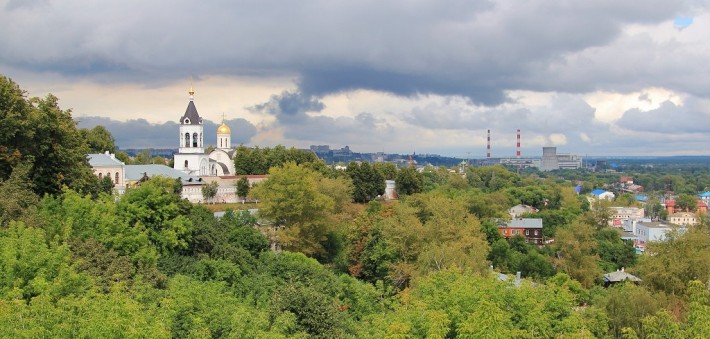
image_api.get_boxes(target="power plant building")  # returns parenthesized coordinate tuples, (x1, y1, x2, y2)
(539, 147, 582, 171)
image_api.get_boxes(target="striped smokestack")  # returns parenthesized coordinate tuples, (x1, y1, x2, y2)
(487, 129, 491, 159)
(516, 129, 521, 158)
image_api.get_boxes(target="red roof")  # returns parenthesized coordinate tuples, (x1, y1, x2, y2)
(665, 200, 675, 206)
(698, 200, 708, 208)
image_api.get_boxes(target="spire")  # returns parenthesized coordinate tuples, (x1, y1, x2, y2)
(188, 77, 195, 101)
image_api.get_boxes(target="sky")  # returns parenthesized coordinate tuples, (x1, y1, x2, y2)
(2, 0, 710, 158)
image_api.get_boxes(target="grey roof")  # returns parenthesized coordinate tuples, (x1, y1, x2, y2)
(180, 100, 203, 125)
(216, 162, 230, 174)
(88, 153, 124, 167)
(125, 164, 200, 181)
(504, 218, 543, 229)
(604, 270, 641, 283)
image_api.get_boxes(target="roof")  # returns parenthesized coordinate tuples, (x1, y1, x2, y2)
(88, 153, 124, 167)
(669, 212, 695, 218)
(217, 122, 231, 134)
(637, 221, 673, 229)
(124, 164, 200, 182)
(698, 192, 710, 198)
(604, 270, 641, 283)
(635, 195, 648, 202)
(502, 218, 543, 229)
(180, 100, 203, 125)
(591, 189, 608, 196)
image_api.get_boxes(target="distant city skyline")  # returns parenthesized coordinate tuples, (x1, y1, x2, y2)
(3, 1, 710, 157)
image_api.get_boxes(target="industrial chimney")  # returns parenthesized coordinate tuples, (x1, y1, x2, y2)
(516, 129, 521, 159)
(487, 129, 491, 159)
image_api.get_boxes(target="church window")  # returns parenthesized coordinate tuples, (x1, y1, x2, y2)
(184, 118, 190, 124)
(107, 172, 111, 183)
(193, 133, 198, 147)
(185, 133, 190, 147)
(184, 160, 189, 168)
(219, 138, 222, 148)
(98, 173, 103, 179)
(115, 172, 119, 184)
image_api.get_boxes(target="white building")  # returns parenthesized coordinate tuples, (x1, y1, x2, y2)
(88, 152, 126, 194)
(208, 118, 237, 176)
(635, 221, 685, 243)
(173, 87, 213, 176)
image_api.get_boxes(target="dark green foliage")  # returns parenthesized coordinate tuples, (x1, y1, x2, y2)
(233, 144, 326, 175)
(0, 162, 38, 226)
(395, 166, 424, 196)
(235, 176, 250, 199)
(347, 161, 385, 203)
(79, 125, 116, 153)
(466, 165, 520, 193)
(595, 228, 636, 272)
(270, 283, 344, 338)
(0, 76, 95, 196)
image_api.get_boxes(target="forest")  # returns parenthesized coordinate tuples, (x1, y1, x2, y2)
(2, 74, 710, 338)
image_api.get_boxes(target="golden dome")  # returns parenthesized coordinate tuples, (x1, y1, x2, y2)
(217, 122, 231, 134)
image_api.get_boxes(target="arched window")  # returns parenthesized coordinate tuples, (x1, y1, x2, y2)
(98, 173, 103, 179)
(107, 172, 111, 183)
(193, 133, 198, 147)
(184, 160, 189, 168)
(115, 172, 119, 184)
(185, 133, 190, 147)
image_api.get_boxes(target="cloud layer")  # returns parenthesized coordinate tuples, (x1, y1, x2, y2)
(3, 0, 710, 156)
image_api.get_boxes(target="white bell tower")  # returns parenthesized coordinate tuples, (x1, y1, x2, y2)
(173, 86, 210, 175)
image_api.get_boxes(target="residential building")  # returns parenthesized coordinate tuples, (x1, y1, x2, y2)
(668, 211, 698, 226)
(508, 204, 538, 218)
(603, 268, 641, 287)
(124, 164, 204, 202)
(609, 206, 645, 227)
(591, 189, 615, 200)
(87, 152, 126, 194)
(497, 218, 544, 245)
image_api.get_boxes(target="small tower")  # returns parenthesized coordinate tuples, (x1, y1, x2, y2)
(174, 86, 211, 176)
(217, 113, 231, 150)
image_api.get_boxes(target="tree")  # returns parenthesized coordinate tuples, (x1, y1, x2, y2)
(0, 162, 38, 226)
(117, 176, 193, 254)
(235, 177, 250, 202)
(346, 162, 385, 203)
(79, 125, 116, 153)
(553, 220, 601, 288)
(373, 162, 398, 180)
(250, 162, 335, 256)
(201, 181, 218, 204)
(1, 75, 95, 196)
(595, 227, 636, 272)
(396, 166, 424, 196)
(635, 226, 710, 296)
(676, 193, 697, 212)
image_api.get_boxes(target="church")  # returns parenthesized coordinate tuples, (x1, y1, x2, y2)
(173, 87, 236, 176)
(89, 87, 267, 204)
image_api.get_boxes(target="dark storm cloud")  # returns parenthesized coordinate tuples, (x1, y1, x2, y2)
(1, 0, 703, 103)
(77, 116, 257, 149)
(249, 90, 394, 144)
(250, 91, 325, 123)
